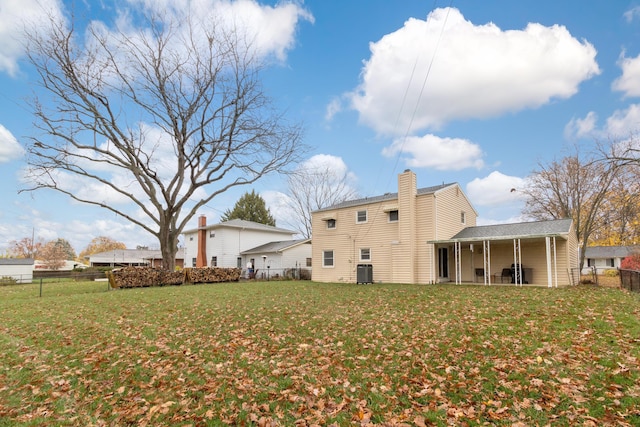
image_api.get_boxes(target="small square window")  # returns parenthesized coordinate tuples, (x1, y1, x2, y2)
(326, 219, 336, 229)
(360, 248, 371, 261)
(323, 250, 334, 267)
(189, 236, 194, 241)
(388, 210, 399, 222)
(357, 210, 367, 223)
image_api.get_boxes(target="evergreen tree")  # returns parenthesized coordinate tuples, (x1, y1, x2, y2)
(221, 190, 276, 226)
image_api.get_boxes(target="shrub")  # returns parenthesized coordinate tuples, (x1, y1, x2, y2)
(603, 269, 619, 277)
(620, 253, 640, 271)
(0, 276, 18, 286)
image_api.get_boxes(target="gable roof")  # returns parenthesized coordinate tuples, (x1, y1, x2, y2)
(0, 258, 34, 266)
(314, 183, 457, 213)
(183, 219, 295, 235)
(241, 239, 311, 255)
(583, 245, 640, 259)
(431, 218, 573, 243)
(89, 248, 185, 262)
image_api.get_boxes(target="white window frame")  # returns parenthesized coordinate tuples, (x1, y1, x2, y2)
(322, 250, 334, 267)
(356, 210, 367, 224)
(360, 248, 371, 261)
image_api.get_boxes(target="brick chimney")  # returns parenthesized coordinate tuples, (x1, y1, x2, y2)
(196, 215, 207, 267)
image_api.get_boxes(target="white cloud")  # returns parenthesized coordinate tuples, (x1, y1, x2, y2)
(383, 134, 484, 171)
(564, 111, 598, 140)
(623, 6, 640, 23)
(612, 52, 640, 97)
(298, 154, 357, 182)
(325, 97, 343, 121)
(123, 0, 312, 62)
(0, 0, 64, 76)
(0, 125, 24, 162)
(466, 171, 526, 207)
(349, 7, 600, 136)
(604, 104, 640, 137)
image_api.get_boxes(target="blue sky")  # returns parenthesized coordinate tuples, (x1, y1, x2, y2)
(1, 0, 640, 254)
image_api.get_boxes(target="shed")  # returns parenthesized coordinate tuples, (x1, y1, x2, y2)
(0, 258, 35, 283)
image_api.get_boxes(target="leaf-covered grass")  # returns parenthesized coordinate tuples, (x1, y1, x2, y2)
(0, 281, 639, 426)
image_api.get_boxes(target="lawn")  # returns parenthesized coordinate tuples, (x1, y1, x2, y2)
(0, 281, 639, 426)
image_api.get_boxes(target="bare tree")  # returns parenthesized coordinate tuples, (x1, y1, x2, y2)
(286, 157, 358, 238)
(21, 7, 305, 270)
(520, 147, 620, 270)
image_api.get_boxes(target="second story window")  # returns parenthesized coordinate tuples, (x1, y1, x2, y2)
(326, 219, 336, 229)
(461, 211, 466, 224)
(388, 210, 399, 222)
(356, 210, 367, 223)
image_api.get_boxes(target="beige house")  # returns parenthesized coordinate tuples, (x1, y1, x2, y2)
(311, 169, 578, 286)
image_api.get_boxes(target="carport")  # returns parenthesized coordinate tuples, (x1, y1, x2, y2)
(429, 218, 578, 287)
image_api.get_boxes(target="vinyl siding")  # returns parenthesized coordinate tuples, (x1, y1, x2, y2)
(431, 185, 477, 283)
(312, 170, 477, 284)
(184, 226, 295, 268)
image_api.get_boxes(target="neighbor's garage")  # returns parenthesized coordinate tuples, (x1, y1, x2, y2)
(0, 258, 34, 283)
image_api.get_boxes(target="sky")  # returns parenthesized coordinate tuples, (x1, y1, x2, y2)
(1, 0, 640, 255)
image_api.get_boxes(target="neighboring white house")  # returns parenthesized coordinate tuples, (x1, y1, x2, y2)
(89, 248, 186, 269)
(241, 239, 312, 279)
(34, 260, 84, 271)
(182, 217, 311, 276)
(0, 258, 34, 283)
(582, 245, 639, 274)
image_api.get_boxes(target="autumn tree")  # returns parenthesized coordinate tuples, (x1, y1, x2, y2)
(39, 240, 68, 270)
(620, 252, 640, 271)
(77, 236, 126, 263)
(285, 155, 359, 238)
(221, 190, 276, 226)
(520, 148, 620, 270)
(8, 237, 44, 259)
(21, 3, 306, 270)
(589, 169, 640, 246)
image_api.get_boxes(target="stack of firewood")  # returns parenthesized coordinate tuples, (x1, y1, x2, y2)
(107, 266, 241, 289)
(185, 267, 241, 284)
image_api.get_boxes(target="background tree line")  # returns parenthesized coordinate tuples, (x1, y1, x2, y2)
(520, 138, 640, 270)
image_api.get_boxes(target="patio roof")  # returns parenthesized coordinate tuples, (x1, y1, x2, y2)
(430, 218, 573, 244)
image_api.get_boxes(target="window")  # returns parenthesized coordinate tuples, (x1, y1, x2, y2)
(356, 210, 367, 223)
(323, 250, 334, 267)
(210, 231, 215, 238)
(237, 257, 242, 268)
(587, 258, 594, 267)
(606, 258, 614, 267)
(306, 257, 312, 267)
(189, 236, 193, 241)
(210, 256, 217, 267)
(191, 257, 196, 267)
(326, 219, 336, 229)
(461, 211, 466, 224)
(388, 210, 399, 222)
(360, 248, 371, 261)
